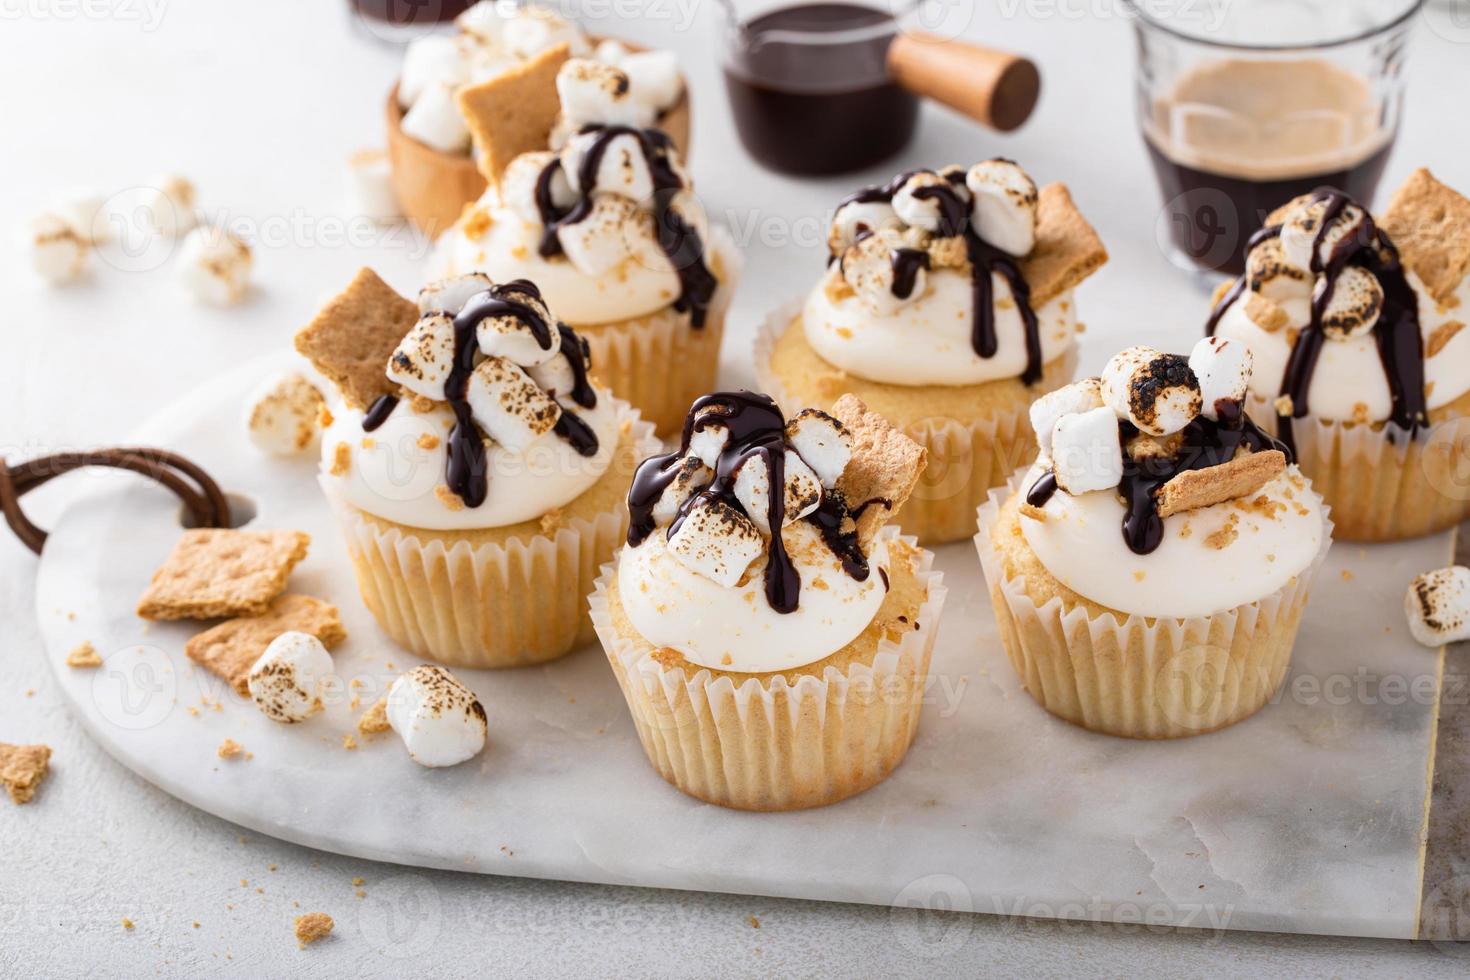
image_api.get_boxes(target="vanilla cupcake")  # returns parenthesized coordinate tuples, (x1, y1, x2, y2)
(757, 160, 1108, 544)
(1206, 169, 1470, 541)
(976, 340, 1332, 738)
(295, 268, 659, 669)
(591, 392, 947, 810)
(436, 56, 735, 435)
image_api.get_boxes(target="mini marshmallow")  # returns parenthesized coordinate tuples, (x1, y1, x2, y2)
(464, 356, 561, 450)
(473, 292, 561, 367)
(1050, 406, 1124, 495)
(244, 372, 326, 455)
(138, 175, 198, 239)
(466, 50, 520, 86)
(398, 34, 469, 110)
(177, 226, 252, 306)
(1188, 336, 1254, 420)
(688, 422, 729, 469)
(386, 665, 487, 768)
(732, 451, 822, 535)
(1280, 197, 1370, 273)
(400, 82, 471, 155)
(785, 409, 852, 489)
(652, 456, 712, 525)
(54, 188, 110, 244)
(828, 199, 901, 257)
(966, 159, 1038, 257)
(455, 1, 508, 42)
(27, 213, 86, 284)
(1029, 377, 1105, 455)
(1245, 236, 1311, 303)
(666, 498, 765, 588)
(502, 152, 575, 227)
(1317, 265, 1383, 341)
(527, 349, 578, 402)
(619, 50, 684, 112)
(248, 631, 333, 724)
(892, 171, 965, 234)
(502, 6, 588, 60)
(556, 59, 651, 129)
(1404, 566, 1470, 647)
(841, 230, 927, 316)
(593, 39, 631, 65)
(1101, 346, 1201, 437)
(418, 272, 493, 315)
(388, 313, 458, 400)
(562, 129, 654, 202)
(345, 149, 401, 224)
(556, 195, 642, 277)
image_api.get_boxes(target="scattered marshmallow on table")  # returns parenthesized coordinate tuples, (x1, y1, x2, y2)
(667, 499, 765, 588)
(1188, 337, 1253, 420)
(54, 188, 110, 244)
(1101, 346, 1201, 436)
(345, 149, 401, 224)
(27, 213, 87, 284)
(1029, 377, 1104, 455)
(138, 174, 198, 239)
(1050, 406, 1124, 495)
(177, 226, 253, 306)
(400, 81, 471, 155)
(1404, 566, 1470, 647)
(248, 631, 334, 724)
(387, 665, 488, 768)
(966, 158, 1038, 256)
(244, 372, 327, 456)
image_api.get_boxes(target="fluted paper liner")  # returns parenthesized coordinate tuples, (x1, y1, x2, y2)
(755, 300, 1071, 545)
(1247, 392, 1470, 542)
(324, 402, 660, 670)
(590, 528, 947, 811)
(974, 471, 1333, 739)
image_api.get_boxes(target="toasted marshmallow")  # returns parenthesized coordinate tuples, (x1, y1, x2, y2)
(652, 456, 712, 524)
(1188, 336, 1254, 420)
(1280, 197, 1370, 273)
(54, 188, 110, 244)
(398, 34, 469, 110)
(785, 409, 852, 488)
(732, 451, 822, 534)
(1245, 236, 1311, 303)
(400, 82, 470, 155)
(345, 149, 401, 224)
(1317, 265, 1383, 341)
(138, 175, 198, 239)
(473, 291, 560, 367)
(841, 230, 927, 315)
(455, 1, 508, 42)
(666, 498, 765, 588)
(1101, 346, 1201, 436)
(244, 372, 326, 455)
(503, 7, 588, 60)
(1050, 406, 1124, 495)
(1029, 377, 1105, 455)
(966, 159, 1038, 256)
(418, 272, 492, 315)
(465, 356, 561, 450)
(688, 422, 729, 469)
(828, 200, 900, 257)
(177, 226, 252, 306)
(387, 665, 488, 768)
(892, 171, 965, 234)
(1404, 566, 1470, 647)
(556, 59, 651, 129)
(562, 129, 654, 202)
(619, 50, 684, 112)
(502, 152, 574, 227)
(388, 313, 457, 400)
(527, 350, 577, 402)
(27, 213, 87, 284)
(248, 631, 333, 724)
(556, 195, 642, 277)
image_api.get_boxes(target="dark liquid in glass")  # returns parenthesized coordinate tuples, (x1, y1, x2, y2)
(723, 2, 919, 176)
(351, 0, 471, 24)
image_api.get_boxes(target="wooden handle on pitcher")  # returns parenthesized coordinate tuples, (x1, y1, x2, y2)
(887, 32, 1040, 132)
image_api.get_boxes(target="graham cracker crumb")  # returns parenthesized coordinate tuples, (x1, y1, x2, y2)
(417, 432, 440, 450)
(342, 735, 357, 751)
(0, 743, 51, 804)
(538, 509, 562, 534)
(411, 394, 435, 413)
(1156, 450, 1286, 519)
(748, 916, 761, 929)
(461, 207, 493, 239)
(317, 404, 335, 429)
(1204, 517, 1239, 550)
(122, 918, 134, 931)
(137, 529, 311, 621)
(1274, 395, 1294, 418)
(434, 485, 466, 511)
(1341, 569, 1354, 582)
(218, 739, 245, 760)
(357, 699, 390, 735)
(294, 268, 419, 410)
(1019, 502, 1048, 522)
(294, 912, 333, 948)
(185, 594, 346, 695)
(360, 437, 376, 450)
(65, 641, 102, 668)
(330, 442, 351, 477)
(1133, 570, 1146, 582)
(1427, 320, 1465, 358)
(1244, 293, 1290, 332)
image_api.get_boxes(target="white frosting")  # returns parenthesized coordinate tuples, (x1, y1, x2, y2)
(1018, 461, 1326, 619)
(319, 387, 620, 531)
(1213, 270, 1470, 421)
(802, 266, 1076, 386)
(618, 522, 891, 673)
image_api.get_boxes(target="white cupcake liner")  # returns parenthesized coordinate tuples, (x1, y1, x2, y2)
(590, 527, 948, 811)
(324, 399, 661, 670)
(974, 469, 1334, 739)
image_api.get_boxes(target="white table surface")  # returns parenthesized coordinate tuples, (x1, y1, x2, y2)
(3, 0, 1469, 975)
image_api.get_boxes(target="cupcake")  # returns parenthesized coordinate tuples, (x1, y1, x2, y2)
(976, 339, 1332, 738)
(295, 267, 659, 669)
(1206, 168, 1470, 540)
(591, 391, 947, 810)
(436, 55, 735, 435)
(757, 160, 1108, 544)
(386, 1, 690, 233)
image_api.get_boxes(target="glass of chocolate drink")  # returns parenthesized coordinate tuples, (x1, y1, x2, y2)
(1128, 0, 1423, 278)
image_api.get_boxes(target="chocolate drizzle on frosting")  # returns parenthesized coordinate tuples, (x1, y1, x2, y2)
(534, 124, 718, 327)
(1206, 187, 1428, 455)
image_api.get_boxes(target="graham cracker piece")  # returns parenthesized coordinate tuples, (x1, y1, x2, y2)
(1381, 168, 1470, 307)
(294, 268, 419, 410)
(1244, 292, 1290, 333)
(1156, 450, 1287, 519)
(828, 394, 927, 548)
(294, 912, 334, 948)
(65, 641, 102, 668)
(457, 42, 571, 186)
(185, 594, 346, 696)
(0, 743, 51, 804)
(357, 698, 391, 735)
(1018, 183, 1109, 309)
(137, 529, 311, 621)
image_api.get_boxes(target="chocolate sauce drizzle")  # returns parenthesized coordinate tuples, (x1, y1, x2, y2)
(1026, 400, 1288, 556)
(535, 125, 718, 327)
(626, 391, 873, 614)
(359, 279, 600, 508)
(836, 164, 1045, 385)
(1205, 187, 1428, 455)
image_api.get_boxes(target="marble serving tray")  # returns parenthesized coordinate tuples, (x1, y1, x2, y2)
(33, 353, 1458, 941)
